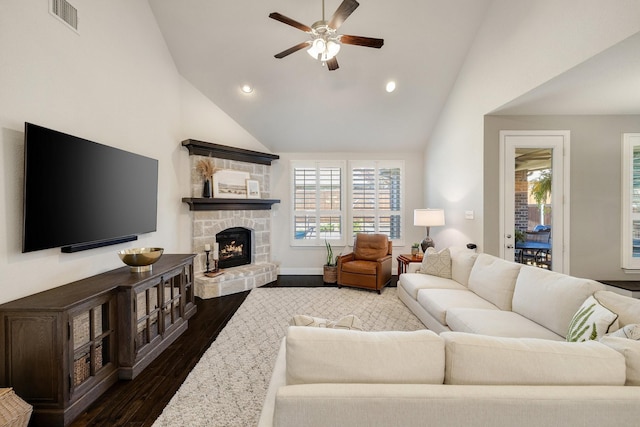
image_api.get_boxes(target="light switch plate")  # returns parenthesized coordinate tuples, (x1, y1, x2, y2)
(465, 210, 474, 220)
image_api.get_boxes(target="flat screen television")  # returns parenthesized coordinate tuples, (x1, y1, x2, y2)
(22, 122, 159, 253)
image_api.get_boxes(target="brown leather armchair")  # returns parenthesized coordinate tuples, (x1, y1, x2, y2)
(337, 233, 393, 294)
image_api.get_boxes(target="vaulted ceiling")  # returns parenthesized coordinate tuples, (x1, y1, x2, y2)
(148, 0, 492, 153)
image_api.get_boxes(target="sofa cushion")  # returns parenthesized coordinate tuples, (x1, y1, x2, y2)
(593, 290, 640, 328)
(399, 273, 467, 300)
(285, 327, 444, 385)
(467, 254, 521, 311)
(599, 336, 640, 386)
(289, 314, 363, 331)
(512, 265, 605, 338)
(566, 295, 619, 342)
(353, 233, 389, 261)
(449, 246, 478, 287)
(419, 247, 452, 278)
(417, 289, 498, 326)
(446, 308, 564, 341)
(341, 260, 377, 275)
(442, 332, 626, 386)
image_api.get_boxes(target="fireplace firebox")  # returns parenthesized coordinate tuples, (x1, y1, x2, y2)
(216, 227, 251, 269)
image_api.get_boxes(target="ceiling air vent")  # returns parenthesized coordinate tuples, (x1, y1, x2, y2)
(50, 0, 78, 32)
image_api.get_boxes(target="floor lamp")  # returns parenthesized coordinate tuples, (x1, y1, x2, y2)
(414, 209, 445, 252)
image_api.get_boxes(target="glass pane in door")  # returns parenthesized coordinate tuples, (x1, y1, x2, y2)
(514, 148, 552, 269)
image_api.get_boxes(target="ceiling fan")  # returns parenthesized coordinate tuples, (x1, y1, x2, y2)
(269, 0, 384, 71)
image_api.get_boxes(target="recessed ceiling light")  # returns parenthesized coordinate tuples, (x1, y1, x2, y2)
(385, 81, 396, 93)
(241, 84, 253, 94)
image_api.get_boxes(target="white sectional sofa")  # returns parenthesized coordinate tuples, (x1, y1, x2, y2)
(398, 248, 613, 340)
(259, 249, 640, 427)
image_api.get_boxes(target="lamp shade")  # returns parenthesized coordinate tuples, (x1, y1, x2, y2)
(414, 209, 445, 227)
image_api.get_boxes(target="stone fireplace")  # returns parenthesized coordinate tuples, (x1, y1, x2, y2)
(184, 140, 279, 299)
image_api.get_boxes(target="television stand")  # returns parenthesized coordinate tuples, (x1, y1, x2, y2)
(0, 254, 196, 426)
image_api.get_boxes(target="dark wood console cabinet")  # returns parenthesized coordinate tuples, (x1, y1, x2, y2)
(0, 254, 196, 426)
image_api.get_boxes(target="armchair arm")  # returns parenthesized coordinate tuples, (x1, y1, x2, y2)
(337, 253, 355, 265)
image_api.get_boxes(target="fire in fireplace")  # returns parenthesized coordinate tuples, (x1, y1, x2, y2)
(216, 227, 251, 269)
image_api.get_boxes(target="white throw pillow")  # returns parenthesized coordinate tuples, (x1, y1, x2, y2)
(419, 247, 452, 279)
(289, 314, 363, 331)
(566, 295, 619, 342)
(607, 323, 640, 340)
(442, 331, 625, 386)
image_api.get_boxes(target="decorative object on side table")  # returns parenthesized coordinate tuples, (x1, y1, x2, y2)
(411, 243, 420, 256)
(414, 208, 445, 252)
(323, 240, 340, 284)
(117, 247, 164, 272)
(196, 158, 216, 198)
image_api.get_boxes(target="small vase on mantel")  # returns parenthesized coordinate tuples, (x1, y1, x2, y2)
(202, 178, 212, 198)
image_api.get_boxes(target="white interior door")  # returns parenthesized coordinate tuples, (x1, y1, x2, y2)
(499, 131, 570, 273)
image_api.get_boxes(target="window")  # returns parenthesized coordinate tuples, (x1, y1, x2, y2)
(622, 133, 640, 269)
(291, 161, 346, 246)
(350, 161, 403, 243)
(290, 160, 404, 246)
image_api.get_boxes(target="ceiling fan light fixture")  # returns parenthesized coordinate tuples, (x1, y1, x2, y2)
(307, 36, 340, 62)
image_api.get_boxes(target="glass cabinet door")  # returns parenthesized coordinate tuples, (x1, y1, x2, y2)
(622, 133, 640, 269)
(135, 281, 161, 351)
(71, 296, 114, 390)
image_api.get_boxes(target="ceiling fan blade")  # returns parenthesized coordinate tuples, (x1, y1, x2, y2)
(269, 12, 312, 32)
(340, 34, 384, 49)
(274, 42, 310, 59)
(326, 57, 339, 71)
(328, 0, 359, 30)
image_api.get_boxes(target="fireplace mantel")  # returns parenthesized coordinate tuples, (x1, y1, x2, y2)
(182, 139, 279, 165)
(182, 197, 280, 211)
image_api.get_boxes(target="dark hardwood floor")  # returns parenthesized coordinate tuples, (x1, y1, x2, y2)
(68, 275, 396, 426)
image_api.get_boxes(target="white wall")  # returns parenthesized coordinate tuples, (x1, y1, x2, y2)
(0, 0, 269, 304)
(424, 0, 640, 251)
(270, 152, 426, 275)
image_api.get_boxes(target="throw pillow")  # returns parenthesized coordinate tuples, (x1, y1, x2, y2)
(566, 295, 619, 342)
(289, 314, 363, 331)
(419, 247, 452, 279)
(606, 323, 640, 340)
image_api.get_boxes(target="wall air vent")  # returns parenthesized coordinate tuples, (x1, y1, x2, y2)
(49, 0, 78, 32)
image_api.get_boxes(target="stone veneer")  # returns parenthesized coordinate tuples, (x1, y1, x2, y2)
(189, 155, 278, 298)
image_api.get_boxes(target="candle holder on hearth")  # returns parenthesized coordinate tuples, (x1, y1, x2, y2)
(204, 249, 211, 273)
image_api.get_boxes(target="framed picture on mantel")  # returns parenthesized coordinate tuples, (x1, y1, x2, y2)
(213, 170, 250, 198)
(246, 179, 260, 199)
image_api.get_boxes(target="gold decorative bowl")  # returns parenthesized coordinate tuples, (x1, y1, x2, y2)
(118, 247, 164, 272)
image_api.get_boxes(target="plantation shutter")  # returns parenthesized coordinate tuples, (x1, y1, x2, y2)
(350, 161, 403, 242)
(291, 161, 345, 245)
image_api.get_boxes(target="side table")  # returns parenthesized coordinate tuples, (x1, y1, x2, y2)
(397, 254, 423, 275)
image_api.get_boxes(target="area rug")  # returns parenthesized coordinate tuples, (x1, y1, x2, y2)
(152, 286, 424, 427)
